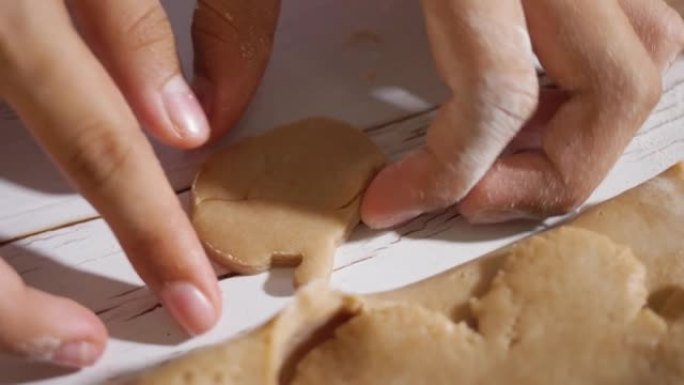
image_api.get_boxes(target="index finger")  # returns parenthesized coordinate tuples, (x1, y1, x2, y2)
(0, 1, 220, 335)
(361, 0, 539, 229)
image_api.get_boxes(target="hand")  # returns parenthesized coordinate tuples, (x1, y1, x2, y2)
(0, 0, 277, 367)
(362, 0, 684, 227)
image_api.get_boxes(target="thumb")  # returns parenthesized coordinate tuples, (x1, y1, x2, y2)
(0, 259, 107, 368)
(192, 0, 280, 139)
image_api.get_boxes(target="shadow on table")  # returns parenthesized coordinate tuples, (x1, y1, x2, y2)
(263, 267, 296, 298)
(0, 355, 78, 385)
(0, 121, 75, 195)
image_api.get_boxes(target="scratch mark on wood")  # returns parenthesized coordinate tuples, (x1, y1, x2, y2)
(664, 77, 684, 93)
(126, 303, 162, 321)
(218, 272, 236, 281)
(635, 138, 684, 162)
(639, 112, 684, 137)
(362, 107, 437, 134)
(334, 254, 380, 272)
(95, 305, 119, 316)
(112, 287, 143, 299)
(402, 125, 428, 142)
(654, 102, 677, 114)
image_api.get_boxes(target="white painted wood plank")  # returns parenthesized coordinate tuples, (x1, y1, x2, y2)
(2, 65, 684, 382)
(0, 0, 446, 241)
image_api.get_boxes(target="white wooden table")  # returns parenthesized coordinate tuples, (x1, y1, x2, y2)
(1, 1, 683, 384)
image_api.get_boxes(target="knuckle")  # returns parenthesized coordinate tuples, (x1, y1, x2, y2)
(550, 180, 591, 215)
(477, 72, 540, 135)
(122, 4, 173, 53)
(627, 64, 662, 112)
(555, 190, 586, 214)
(123, 227, 166, 264)
(64, 124, 135, 192)
(654, 4, 684, 48)
(602, 58, 662, 116)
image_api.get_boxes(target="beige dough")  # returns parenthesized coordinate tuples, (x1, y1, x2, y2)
(294, 228, 671, 384)
(132, 282, 362, 385)
(137, 163, 684, 385)
(191, 118, 385, 285)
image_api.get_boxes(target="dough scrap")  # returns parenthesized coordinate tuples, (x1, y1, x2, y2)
(571, 164, 684, 298)
(293, 228, 672, 385)
(191, 118, 385, 285)
(132, 282, 362, 385)
(137, 163, 684, 385)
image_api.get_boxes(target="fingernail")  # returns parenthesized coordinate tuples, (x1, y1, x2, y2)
(160, 282, 217, 336)
(191, 76, 214, 119)
(52, 341, 100, 368)
(162, 75, 210, 141)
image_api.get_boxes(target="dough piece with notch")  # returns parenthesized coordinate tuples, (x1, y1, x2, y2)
(192, 118, 385, 285)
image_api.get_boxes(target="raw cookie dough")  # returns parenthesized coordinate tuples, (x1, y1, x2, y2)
(294, 228, 671, 385)
(191, 118, 385, 285)
(137, 163, 684, 385)
(133, 282, 362, 385)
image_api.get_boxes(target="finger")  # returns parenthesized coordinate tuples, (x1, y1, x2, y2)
(0, 1, 220, 335)
(69, 0, 210, 149)
(503, 88, 569, 155)
(192, 0, 280, 139)
(664, 0, 684, 19)
(459, 0, 662, 223)
(619, 0, 684, 72)
(505, 0, 683, 156)
(0, 259, 106, 367)
(361, 0, 539, 229)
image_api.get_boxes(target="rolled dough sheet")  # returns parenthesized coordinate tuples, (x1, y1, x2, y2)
(192, 118, 385, 285)
(295, 228, 668, 385)
(130, 282, 361, 385)
(136, 163, 684, 385)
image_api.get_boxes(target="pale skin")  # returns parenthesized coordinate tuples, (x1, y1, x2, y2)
(0, 0, 681, 369)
